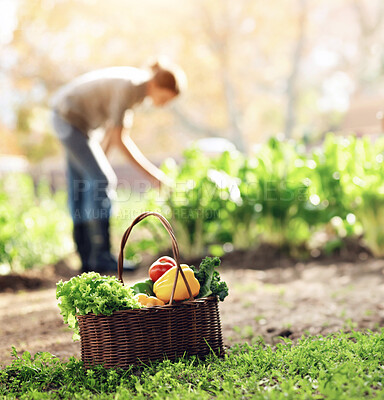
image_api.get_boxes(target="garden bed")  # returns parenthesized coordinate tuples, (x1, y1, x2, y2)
(0, 235, 372, 293)
(1, 257, 383, 366)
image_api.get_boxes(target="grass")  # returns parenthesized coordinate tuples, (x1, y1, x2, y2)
(1, 330, 384, 399)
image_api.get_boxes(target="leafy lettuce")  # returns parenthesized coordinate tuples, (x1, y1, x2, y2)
(56, 272, 141, 340)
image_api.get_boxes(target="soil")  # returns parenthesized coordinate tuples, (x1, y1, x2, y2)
(1, 252, 384, 366)
(1, 237, 370, 294)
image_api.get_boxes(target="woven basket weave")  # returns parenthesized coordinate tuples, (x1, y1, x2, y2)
(77, 212, 224, 368)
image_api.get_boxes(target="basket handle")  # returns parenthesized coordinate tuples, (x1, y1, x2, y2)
(118, 212, 194, 304)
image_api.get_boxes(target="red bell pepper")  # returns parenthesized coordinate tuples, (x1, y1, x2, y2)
(149, 256, 176, 282)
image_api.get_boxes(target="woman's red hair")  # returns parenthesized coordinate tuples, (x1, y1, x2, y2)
(150, 60, 186, 95)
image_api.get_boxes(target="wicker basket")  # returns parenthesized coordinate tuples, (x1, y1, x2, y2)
(77, 212, 224, 368)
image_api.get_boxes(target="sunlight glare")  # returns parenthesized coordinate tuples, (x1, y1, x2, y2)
(0, 0, 18, 45)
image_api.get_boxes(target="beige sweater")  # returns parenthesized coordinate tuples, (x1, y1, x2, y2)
(51, 67, 149, 134)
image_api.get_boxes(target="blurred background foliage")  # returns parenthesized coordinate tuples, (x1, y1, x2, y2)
(2, 0, 384, 270)
(0, 174, 72, 272)
(144, 134, 384, 260)
(3, 133, 384, 272)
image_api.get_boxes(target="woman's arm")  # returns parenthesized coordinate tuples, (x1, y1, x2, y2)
(103, 125, 171, 187)
(102, 112, 133, 155)
(100, 126, 116, 155)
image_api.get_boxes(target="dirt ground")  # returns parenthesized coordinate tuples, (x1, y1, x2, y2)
(1, 256, 384, 366)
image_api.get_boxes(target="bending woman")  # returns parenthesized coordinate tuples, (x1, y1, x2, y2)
(51, 61, 184, 273)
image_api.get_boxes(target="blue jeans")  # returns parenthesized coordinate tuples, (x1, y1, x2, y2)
(51, 112, 117, 224)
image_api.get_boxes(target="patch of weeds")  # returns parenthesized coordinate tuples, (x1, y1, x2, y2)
(343, 318, 358, 330)
(277, 298, 293, 308)
(233, 282, 259, 293)
(263, 283, 280, 293)
(254, 315, 266, 323)
(242, 300, 253, 308)
(331, 285, 355, 301)
(241, 325, 256, 340)
(232, 325, 241, 335)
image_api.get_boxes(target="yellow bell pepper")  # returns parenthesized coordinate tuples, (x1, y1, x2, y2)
(135, 293, 165, 307)
(153, 264, 200, 303)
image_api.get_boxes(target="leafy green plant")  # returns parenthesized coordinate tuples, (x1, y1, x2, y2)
(0, 173, 72, 272)
(147, 148, 224, 258)
(210, 150, 259, 250)
(56, 272, 142, 340)
(340, 136, 384, 256)
(149, 134, 384, 258)
(5, 133, 384, 270)
(191, 256, 229, 301)
(146, 147, 262, 257)
(251, 137, 311, 250)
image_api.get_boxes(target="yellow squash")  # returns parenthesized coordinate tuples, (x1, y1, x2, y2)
(134, 293, 165, 307)
(153, 264, 200, 303)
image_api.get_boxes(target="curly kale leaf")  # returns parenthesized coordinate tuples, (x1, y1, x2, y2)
(191, 257, 228, 301)
(210, 270, 229, 301)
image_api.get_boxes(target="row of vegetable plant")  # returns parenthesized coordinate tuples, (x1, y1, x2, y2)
(0, 173, 72, 272)
(145, 134, 384, 258)
(2, 133, 384, 271)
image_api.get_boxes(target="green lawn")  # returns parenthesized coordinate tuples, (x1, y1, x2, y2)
(1, 330, 384, 399)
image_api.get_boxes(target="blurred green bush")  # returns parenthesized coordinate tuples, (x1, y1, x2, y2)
(2, 133, 384, 272)
(0, 174, 73, 272)
(148, 134, 384, 258)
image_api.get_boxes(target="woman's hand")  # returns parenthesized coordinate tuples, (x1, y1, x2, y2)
(153, 170, 173, 188)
